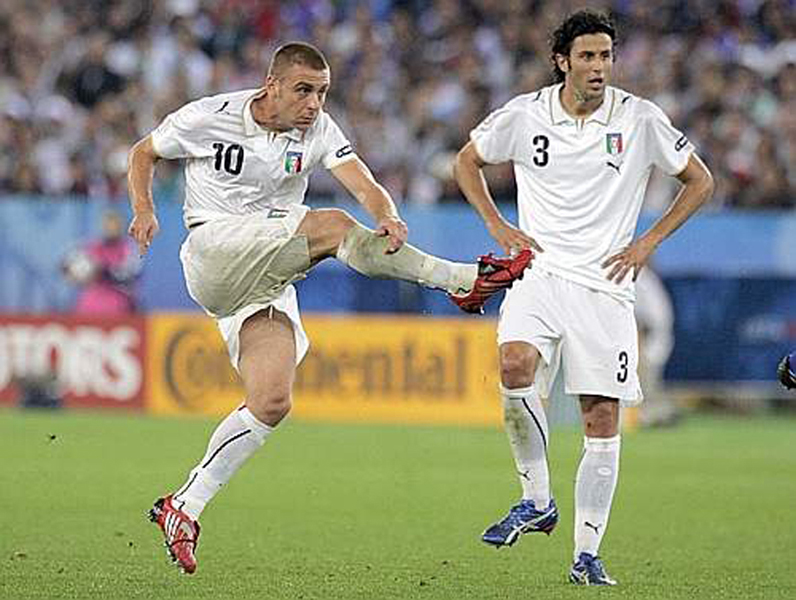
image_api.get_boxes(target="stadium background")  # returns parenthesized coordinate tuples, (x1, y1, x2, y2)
(1, 1, 795, 598)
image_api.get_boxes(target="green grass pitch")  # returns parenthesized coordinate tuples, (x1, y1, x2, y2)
(1, 408, 795, 599)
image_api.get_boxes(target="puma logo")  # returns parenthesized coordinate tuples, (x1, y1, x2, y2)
(585, 521, 602, 535)
(215, 101, 231, 114)
(606, 161, 621, 174)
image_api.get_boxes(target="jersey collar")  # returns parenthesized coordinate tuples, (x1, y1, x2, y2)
(242, 89, 304, 142)
(549, 84, 616, 126)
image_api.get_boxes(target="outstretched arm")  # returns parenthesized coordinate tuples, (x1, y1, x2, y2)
(454, 141, 540, 255)
(603, 152, 714, 283)
(331, 157, 407, 253)
(127, 135, 161, 256)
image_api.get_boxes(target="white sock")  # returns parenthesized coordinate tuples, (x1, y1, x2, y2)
(336, 223, 478, 294)
(573, 435, 621, 559)
(172, 405, 273, 520)
(501, 385, 551, 508)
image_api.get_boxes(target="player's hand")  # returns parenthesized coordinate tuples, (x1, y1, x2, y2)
(375, 216, 408, 254)
(487, 218, 543, 256)
(777, 353, 796, 390)
(128, 211, 160, 256)
(602, 235, 658, 284)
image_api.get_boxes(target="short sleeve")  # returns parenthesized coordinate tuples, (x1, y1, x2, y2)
(469, 103, 522, 164)
(150, 99, 213, 160)
(320, 113, 357, 169)
(643, 101, 694, 176)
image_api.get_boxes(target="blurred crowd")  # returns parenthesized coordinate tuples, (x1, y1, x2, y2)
(0, 0, 794, 208)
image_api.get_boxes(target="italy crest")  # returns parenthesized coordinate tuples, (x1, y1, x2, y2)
(285, 151, 303, 174)
(606, 133, 623, 155)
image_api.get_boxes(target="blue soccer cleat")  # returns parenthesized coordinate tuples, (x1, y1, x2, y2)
(481, 498, 559, 547)
(569, 552, 617, 586)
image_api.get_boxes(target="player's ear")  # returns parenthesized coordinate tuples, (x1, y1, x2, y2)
(556, 54, 569, 73)
(264, 74, 279, 95)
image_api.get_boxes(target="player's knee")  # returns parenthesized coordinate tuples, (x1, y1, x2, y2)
(582, 399, 619, 437)
(246, 391, 293, 426)
(500, 348, 535, 388)
(302, 208, 356, 259)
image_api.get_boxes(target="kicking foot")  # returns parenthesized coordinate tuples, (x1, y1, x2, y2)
(450, 249, 533, 314)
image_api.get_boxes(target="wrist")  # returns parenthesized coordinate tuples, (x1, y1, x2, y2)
(485, 215, 506, 230)
(642, 230, 664, 248)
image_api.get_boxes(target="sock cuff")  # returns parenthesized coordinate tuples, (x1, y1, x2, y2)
(499, 384, 538, 401)
(583, 435, 621, 452)
(238, 406, 274, 439)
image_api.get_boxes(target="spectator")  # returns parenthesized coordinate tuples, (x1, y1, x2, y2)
(62, 210, 141, 315)
(0, 0, 793, 208)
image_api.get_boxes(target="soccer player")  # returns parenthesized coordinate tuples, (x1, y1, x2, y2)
(453, 11, 714, 585)
(127, 42, 531, 574)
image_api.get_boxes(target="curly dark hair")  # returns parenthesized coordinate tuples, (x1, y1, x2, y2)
(550, 10, 617, 83)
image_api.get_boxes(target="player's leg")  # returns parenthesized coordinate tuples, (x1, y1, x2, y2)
(150, 308, 294, 573)
(500, 342, 552, 511)
(296, 208, 532, 312)
(481, 341, 560, 547)
(560, 280, 636, 585)
(172, 308, 294, 519)
(481, 271, 561, 547)
(570, 395, 620, 585)
(298, 208, 477, 291)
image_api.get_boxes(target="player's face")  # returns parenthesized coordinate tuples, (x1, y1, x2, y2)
(268, 64, 330, 131)
(559, 33, 614, 100)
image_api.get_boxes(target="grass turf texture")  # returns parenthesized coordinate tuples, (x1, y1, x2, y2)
(1, 409, 794, 599)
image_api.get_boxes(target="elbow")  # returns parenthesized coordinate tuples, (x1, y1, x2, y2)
(452, 150, 464, 183)
(701, 169, 715, 203)
(453, 146, 475, 184)
(128, 136, 157, 172)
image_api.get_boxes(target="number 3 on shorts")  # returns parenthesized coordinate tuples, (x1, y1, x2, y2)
(616, 351, 629, 383)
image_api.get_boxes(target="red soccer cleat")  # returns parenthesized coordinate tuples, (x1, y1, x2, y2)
(148, 495, 201, 574)
(450, 249, 534, 314)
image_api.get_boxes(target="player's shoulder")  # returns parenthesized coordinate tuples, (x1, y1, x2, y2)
(308, 109, 346, 140)
(503, 85, 553, 116)
(189, 88, 260, 116)
(477, 86, 551, 130)
(610, 86, 671, 123)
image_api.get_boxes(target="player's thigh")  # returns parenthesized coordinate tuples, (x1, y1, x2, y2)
(238, 308, 297, 404)
(497, 269, 563, 392)
(296, 208, 356, 262)
(560, 285, 641, 403)
(181, 208, 311, 317)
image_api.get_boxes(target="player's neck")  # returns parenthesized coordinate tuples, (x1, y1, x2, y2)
(250, 96, 291, 133)
(559, 83, 604, 119)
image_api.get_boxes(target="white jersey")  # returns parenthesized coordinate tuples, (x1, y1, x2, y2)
(151, 88, 357, 227)
(471, 83, 694, 301)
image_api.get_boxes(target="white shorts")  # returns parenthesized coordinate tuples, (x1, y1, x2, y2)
(180, 205, 312, 371)
(498, 267, 643, 405)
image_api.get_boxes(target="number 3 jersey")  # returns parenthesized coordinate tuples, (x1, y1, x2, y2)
(470, 84, 694, 301)
(150, 88, 357, 228)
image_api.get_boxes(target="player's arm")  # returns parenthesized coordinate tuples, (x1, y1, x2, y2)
(331, 157, 407, 253)
(603, 153, 714, 283)
(454, 142, 540, 255)
(127, 135, 161, 256)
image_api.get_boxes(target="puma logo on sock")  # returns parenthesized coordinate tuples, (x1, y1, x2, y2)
(585, 521, 602, 535)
